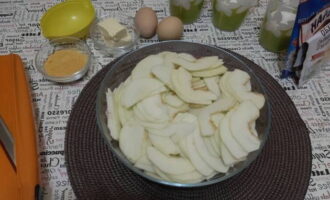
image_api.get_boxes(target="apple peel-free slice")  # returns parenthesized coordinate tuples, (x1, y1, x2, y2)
(230, 101, 261, 152)
(149, 133, 180, 156)
(193, 131, 229, 173)
(219, 110, 248, 159)
(106, 89, 121, 140)
(119, 122, 146, 163)
(131, 55, 164, 79)
(171, 67, 217, 105)
(168, 170, 204, 183)
(185, 135, 215, 176)
(121, 78, 167, 108)
(170, 56, 220, 71)
(147, 146, 195, 175)
(191, 66, 227, 77)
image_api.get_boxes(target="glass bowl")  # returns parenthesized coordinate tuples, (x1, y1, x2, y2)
(35, 37, 91, 83)
(96, 41, 271, 187)
(89, 15, 139, 56)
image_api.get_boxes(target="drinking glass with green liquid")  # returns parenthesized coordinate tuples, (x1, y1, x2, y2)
(212, 0, 258, 31)
(169, 0, 204, 24)
(259, 0, 299, 52)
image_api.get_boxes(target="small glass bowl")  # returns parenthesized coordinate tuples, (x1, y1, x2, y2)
(89, 15, 139, 56)
(35, 37, 91, 83)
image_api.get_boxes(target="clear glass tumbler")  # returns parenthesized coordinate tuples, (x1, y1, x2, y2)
(212, 0, 258, 31)
(169, 0, 204, 24)
(259, 0, 299, 52)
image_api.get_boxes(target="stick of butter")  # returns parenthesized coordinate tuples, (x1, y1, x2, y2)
(98, 18, 128, 41)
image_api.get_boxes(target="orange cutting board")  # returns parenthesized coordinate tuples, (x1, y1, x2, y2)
(0, 54, 39, 200)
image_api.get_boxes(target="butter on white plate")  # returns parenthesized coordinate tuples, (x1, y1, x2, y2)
(98, 18, 132, 46)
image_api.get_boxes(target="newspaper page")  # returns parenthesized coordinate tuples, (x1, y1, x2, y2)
(0, 0, 329, 199)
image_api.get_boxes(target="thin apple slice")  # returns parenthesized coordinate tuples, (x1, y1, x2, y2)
(147, 121, 193, 137)
(168, 170, 204, 183)
(197, 97, 236, 136)
(178, 53, 196, 62)
(210, 113, 225, 128)
(171, 113, 198, 143)
(114, 84, 134, 125)
(204, 77, 221, 97)
(106, 89, 121, 140)
(170, 56, 220, 71)
(230, 101, 261, 152)
(203, 136, 219, 157)
(219, 72, 234, 99)
(219, 110, 248, 160)
(119, 122, 146, 163)
(226, 69, 265, 109)
(131, 55, 164, 79)
(191, 66, 227, 77)
(134, 94, 170, 123)
(193, 130, 229, 173)
(154, 166, 172, 181)
(121, 78, 167, 108)
(134, 154, 155, 173)
(151, 61, 175, 89)
(191, 78, 206, 89)
(161, 92, 186, 108)
(149, 133, 180, 156)
(219, 140, 239, 166)
(171, 67, 217, 105)
(147, 146, 195, 175)
(185, 135, 215, 176)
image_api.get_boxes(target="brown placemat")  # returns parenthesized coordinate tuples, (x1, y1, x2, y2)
(65, 42, 312, 200)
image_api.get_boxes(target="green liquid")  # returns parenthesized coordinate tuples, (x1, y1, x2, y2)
(212, 1, 248, 31)
(170, 0, 204, 24)
(259, 21, 292, 52)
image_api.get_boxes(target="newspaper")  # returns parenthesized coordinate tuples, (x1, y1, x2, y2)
(0, 0, 329, 199)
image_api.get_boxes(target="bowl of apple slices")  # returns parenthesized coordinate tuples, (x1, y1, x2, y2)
(96, 41, 271, 187)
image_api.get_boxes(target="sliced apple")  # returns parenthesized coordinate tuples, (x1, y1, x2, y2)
(219, 140, 239, 166)
(149, 133, 180, 156)
(171, 113, 198, 143)
(219, 110, 248, 160)
(178, 53, 196, 62)
(191, 66, 227, 77)
(151, 61, 175, 89)
(229, 101, 261, 152)
(226, 69, 265, 109)
(210, 112, 225, 128)
(168, 170, 204, 183)
(147, 146, 195, 175)
(185, 135, 215, 176)
(161, 92, 186, 108)
(154, 166, 172, 181)
(119, 122, 146, 163)
(197, 97, 236, 136)
(204, 77, 221, 97)
(121, 78, 167, 108)
(203, 136, 219, 157)
(106, 89, 121, 140)
(134, 138, 155, 173)
(193, 130, 229, 173)
(171, 67, 217, 105)
(131, 55, 164, 79)
(134, 94, 169, 123)
(114, 85, 134, 125)
(170, 56, 220, 71)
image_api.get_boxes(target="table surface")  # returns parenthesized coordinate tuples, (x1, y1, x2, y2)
(0, 0, 329, 199)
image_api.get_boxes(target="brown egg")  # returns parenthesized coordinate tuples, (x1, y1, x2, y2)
(157, 16, 183, 41)
(134, 7, 158, 38)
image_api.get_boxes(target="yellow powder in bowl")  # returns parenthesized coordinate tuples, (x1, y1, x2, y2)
(44, 49, 88, 77)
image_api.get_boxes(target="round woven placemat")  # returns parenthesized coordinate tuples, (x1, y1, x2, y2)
(65, 43, 311, 200)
